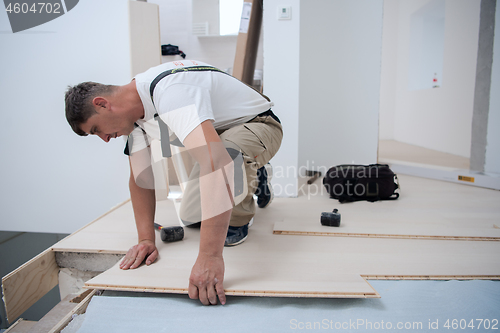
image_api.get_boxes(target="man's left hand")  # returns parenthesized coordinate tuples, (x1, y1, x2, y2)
(188, 253, 226, 305)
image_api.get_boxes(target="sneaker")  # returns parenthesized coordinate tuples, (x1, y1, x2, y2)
(224, 223, 249, 247)
(256, 163, 273, 208)
(181, 220, 201, 229)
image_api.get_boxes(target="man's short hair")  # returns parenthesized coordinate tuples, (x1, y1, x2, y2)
(65, 82, 115, 136)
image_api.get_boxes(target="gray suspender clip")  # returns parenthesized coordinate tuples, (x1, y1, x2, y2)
(154, 112, 172, 158)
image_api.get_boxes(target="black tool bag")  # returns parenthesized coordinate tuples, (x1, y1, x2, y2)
(322, 164, 399, 203)
(161, 44, 186, 59)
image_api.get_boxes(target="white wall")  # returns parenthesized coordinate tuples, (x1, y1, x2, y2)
(0, 0, 268, 235)
(298, 0, 383, 172)
(485, 3, 500, 174)
(263, 0, 301, 197)
(0, 1, 132, 233)
(152, 0, 383, 198)
(154, 0, 301, 197)
(263, 0, 383, 197)
(380, 0, 481, 158)
(407, 0, 445, 91)
(150, 0, 264, 73)
(379, 0, 400, 140)
(192, 0, 220, 36)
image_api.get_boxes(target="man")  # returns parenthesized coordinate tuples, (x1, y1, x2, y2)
(65, 60, 283, 306)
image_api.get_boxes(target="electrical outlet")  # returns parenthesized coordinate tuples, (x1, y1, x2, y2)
(278, 6, 291, 20)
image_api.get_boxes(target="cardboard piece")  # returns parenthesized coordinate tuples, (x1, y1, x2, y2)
(232, 0, 263, 85)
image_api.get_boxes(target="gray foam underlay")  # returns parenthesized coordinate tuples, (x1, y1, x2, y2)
(76, 280, 500, 333)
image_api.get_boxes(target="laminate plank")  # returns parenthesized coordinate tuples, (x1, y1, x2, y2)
(52, 199, 179, 253)
(51, 175, 500, 299)
(85, 250, 379, 298)
(273, 174, 500, 240)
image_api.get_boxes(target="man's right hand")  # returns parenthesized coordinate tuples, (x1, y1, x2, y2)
(119, 239, 158, 270)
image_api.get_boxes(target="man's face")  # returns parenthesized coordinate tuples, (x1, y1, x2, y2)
(80, 107, 135, 142)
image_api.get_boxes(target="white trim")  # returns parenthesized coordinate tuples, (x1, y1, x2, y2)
(380, 158, 500, 191)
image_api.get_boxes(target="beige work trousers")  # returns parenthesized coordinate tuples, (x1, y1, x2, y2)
(179, 114, 283, 227)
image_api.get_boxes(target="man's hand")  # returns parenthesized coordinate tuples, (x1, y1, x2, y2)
(188, 253, 226, 305)
(183, 120, 232, 306)
(120, 239, 158, 270)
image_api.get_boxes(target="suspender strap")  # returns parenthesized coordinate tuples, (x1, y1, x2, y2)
(126, 65, 268, 157)
(149, 66, 230, 98)
(148, 66, 227, 158)
(124, 134, 132, 156)
(124, 123, 147, 156)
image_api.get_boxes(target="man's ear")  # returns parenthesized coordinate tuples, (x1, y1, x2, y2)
(92, 97, 110, 111)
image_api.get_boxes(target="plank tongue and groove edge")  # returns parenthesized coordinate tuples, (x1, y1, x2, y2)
(273, 221, 500, 241)
(84, 260, 379, 298)
(2, 248, 59, 323)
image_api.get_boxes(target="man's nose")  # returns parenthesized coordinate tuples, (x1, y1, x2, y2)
(98, 133, 110, 142)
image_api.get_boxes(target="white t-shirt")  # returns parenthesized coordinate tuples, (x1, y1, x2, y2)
(128, 60, 273, 154)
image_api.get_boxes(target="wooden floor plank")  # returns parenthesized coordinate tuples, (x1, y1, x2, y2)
(273, 174, 500, 240)
(52, 198, 179, 254)
(48, 174, 500, 299)
(48, 289, 97, 333)
(4, 319, 37, 333)
(2, 248, 59, 323)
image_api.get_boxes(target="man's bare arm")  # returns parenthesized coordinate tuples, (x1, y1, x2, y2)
(120, 157, 159, 270)
(183, 120, 235, 305)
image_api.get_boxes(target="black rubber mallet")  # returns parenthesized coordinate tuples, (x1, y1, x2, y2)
(321, 209, 341, 227)
(154, 223, 184, 242)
